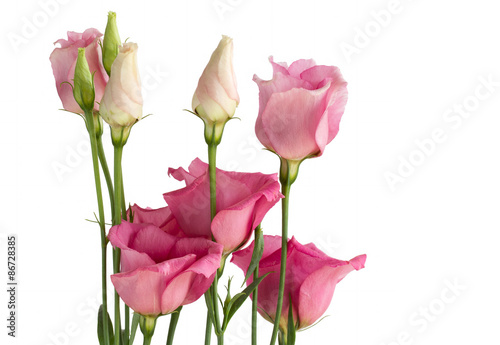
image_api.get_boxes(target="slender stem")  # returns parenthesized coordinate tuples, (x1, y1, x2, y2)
(121, 174, 127, 219)
(143, 334, 152, 345)
(124, 305, 130, 345)
(166, 307, 182, 345)
(204, 310, 212, 345)
(208, 143, 217, 221)
(207, 142, 223, 345)
(96, 136, 115, 221)
(120, 170, 129, 345)
(113, 144, 124, 345)
(252, 227, 261, 345)
(269, 176, 292, 345)
(85, 111, 109, 345)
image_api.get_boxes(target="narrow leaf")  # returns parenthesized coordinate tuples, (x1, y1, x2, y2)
(97, 304, 114, 345)
(129, 313, 140, 345)
(287, 295, 296, 345)
(223, 273, 269, 330)
(242, 226, 264, 286)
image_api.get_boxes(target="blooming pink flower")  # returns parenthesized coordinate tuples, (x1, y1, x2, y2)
(254, 57, 348, 161)
(231, 235, 366, 330)
(108, 221, 223, 316)
(163, 158, 283, 254)
(50, 29, 108, 113)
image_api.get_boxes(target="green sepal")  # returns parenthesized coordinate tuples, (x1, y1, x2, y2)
(97, 304, 114, 345)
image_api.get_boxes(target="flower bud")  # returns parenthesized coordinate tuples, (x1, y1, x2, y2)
(73, 48, 95, 113)
(191, 35, 239, 144)
(99, 42, 143, 146)
(102, 11, 121, 76)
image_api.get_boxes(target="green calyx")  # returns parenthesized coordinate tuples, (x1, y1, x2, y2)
(73, 48, 95, 113)
(279, 158, 302, 186)
(138, 315, 157, 344)
(110, 125, 132, 147)
(103, 11, 121, 76)
(204, 119, 227, 147)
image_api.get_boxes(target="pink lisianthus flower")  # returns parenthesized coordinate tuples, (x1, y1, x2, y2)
(232, 235, 366, 330)
(254, 57, 348, 161)
(49, 29, 108, 113)
(163, 158, 283, 255)
(108, 221, 223, 317)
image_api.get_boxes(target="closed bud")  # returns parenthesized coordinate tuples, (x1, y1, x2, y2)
(102, 11, 121, 76)
(73, 48, 95, 113)
(191, 35, 239, 145)
(99, 42, 143, 146)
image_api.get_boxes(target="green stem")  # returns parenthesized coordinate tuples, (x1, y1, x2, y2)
(113, 144, 124, 345)
(96, 136, 115, 221)
(120, 170, 129, 345)
(204, 310, 212, 345)
(85, 111, 109, 345)
(252, 227, 261, 345)
(124, 305, 130, 345)
(166, 307, 182, 345)
(121, 175, 127, 219)
(269, 171, 292, 345)
(143, 334, 152, 345)
(207, 142, 223, 345)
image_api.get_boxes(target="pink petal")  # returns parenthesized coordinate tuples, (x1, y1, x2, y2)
(297, 254, 365, 328)
(131, 225, 176, 264)
(163, 176, 212, 238)
(130, 204, 172, 227)
(260, 85, 330, 160)
(168, 158, 207, 185)
(287, 59, 316, 78)
(269, 56, 289, 76)
(110, 266, 166, 317)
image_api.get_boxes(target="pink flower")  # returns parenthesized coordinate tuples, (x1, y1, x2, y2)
(254, 58, 348, 161)
(50, 29, 108, 113)
(108, 221, 223, 317)
(163, 158, 283, 254)
(231, 235, 366, 330)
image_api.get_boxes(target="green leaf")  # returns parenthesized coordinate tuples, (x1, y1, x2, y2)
(287, 295, 296, 345)
(97, 304, 114, 345)
(222, 273, 269, 331)
(129, 313, 140, 345)
(242, 226, 264, 286)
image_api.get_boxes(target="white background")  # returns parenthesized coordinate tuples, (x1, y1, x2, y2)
(1, 0, 500, 344)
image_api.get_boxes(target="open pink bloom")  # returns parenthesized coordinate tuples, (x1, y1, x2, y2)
(50, 29, 108, 113)
(232, 235, 366, 330)
(163, 158, 283, 254)
(108, 221, 223, 317)
(254, 57, 348, 161)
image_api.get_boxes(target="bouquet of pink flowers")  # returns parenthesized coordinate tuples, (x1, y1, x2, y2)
(50, 12, 366, 345)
